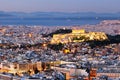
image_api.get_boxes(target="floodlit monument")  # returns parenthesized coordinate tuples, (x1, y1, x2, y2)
(51, 29, 108, 44)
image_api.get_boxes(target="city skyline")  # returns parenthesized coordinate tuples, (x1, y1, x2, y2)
(0, 0, 120, 13)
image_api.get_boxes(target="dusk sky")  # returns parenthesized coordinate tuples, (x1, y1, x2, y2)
(0, 0, 119, 13)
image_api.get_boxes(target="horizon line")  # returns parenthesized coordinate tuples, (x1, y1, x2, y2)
(0, 10, 119, 14)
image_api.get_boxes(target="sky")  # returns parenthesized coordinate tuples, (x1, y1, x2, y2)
(0, 0, 120, 13)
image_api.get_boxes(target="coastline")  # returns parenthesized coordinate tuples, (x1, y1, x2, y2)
(0, 20, 120, 35)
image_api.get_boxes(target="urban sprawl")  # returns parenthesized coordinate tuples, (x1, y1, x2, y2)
(0, 20, 120, 80)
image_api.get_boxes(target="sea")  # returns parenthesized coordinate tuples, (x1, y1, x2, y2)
(0, 17, 119, 26)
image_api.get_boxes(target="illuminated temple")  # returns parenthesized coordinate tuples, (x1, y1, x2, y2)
(51, 29, 108, 44)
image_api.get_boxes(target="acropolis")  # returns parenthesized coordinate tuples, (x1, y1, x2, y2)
(51, 29, 108, 44)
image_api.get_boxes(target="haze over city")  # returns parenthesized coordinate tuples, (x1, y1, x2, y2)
(0, 0, 120, 13)
(0, 0, 120, 80)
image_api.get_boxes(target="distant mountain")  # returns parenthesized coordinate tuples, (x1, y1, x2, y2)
(0, 11, 13, 17)
(0, 11, 120, 19)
